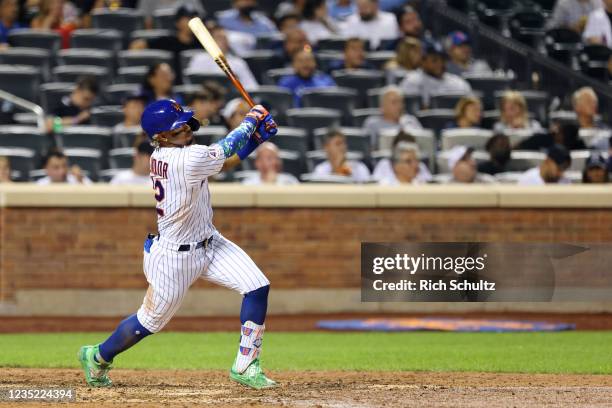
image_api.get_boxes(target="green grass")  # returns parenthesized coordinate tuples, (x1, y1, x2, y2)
(1, 331, 612, 374)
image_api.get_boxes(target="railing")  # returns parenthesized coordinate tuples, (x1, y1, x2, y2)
(0, 89, 45, 132)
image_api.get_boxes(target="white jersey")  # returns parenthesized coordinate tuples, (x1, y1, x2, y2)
(150, 144, 226, 244)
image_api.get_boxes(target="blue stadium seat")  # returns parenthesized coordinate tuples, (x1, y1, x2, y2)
(90, 106, 124, 127)
(286, 108, 342, 145)
(118, 49, 173, 68)
(56, 48, 115, 73)
(117, 66, 148, 84)
(0, 126, 48, 157)
(0, 47, 51, 82)
(91, 8, 145, 47)
(104, 83, 141, 105)
(0, 147, 36, 181)
(57, 126, 113, 154)
(71, 29, 123, 52)
(8, 29, 61, 55)
(52, 65, 110, 85)
(301, 87, 358, 124)
(0, 65, 40, 102)
(64, 147, 103, 181)
(332, 70, 386, 108)
(109, 147, 135, 169)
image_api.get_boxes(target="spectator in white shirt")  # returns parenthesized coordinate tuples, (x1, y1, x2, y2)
(242, 142, 300, 185)
(313, 128, 371, 182)
(373, 130, 432, 183)
(518, 144, 572, 185)
(339, 0, 400, 49)
(37, 150, 92, 185)
(110, 142, 155, 186)
(583, 0, 612, 46)
(187, 25, 259, 90)
(299, 0, 338, 45)
(493, 90, 543, 133)
(400, 39, 472, 108)
(547, 0, 602, 33)
(379, 142, 422, 185)
(362, 85, 422, 147)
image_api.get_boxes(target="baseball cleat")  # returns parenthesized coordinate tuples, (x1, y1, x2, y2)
(78, 344, 113, 387)
(229, 359, 277, 389)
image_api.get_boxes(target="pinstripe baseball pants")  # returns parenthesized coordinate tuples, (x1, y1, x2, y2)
(136, 232, 270, 333)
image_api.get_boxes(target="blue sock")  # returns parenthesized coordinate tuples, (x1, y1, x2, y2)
(240, 285, 269, 325)
(98, 314, 152, 363)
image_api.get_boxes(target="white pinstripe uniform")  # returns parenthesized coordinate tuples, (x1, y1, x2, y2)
(136, 143, 270, 334)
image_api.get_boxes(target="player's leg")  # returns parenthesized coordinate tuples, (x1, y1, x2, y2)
(202, 233, 276, 389)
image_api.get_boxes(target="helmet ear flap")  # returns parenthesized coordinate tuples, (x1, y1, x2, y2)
(187, 117, 201, 132)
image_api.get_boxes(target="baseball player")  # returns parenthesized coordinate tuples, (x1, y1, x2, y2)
(78, 99, 278, 389)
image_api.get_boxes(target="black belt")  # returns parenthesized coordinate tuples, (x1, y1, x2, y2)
(149, 234, 213, 251)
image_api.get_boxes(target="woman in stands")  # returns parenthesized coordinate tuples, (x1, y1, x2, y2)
(494, 90, 542, 133)
(299, 0, 337, 45)
(141, 62, 182, 105)
(453, 95, 483, 128)
(384, 36, 422, 82)
(31, 0, 79, 48)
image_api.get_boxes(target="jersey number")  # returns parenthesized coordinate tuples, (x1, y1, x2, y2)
(153, 179, 165, 216)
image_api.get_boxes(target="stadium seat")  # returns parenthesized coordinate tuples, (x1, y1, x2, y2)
(91, 8, 145, 47)
(0, 47, 51, 82)
(315, 51, 343, 72)
(544, 28, 582, 65)
(509, 10, 546, 47)
(377, 128, 435, 167)
(415, 109, 456, 139)
(183, 70, 233, 90)
(270, 127, 309, 156)
(193, 126, 227, 145)
(301, 87, 358, 124)
(52, 65, 110, 85)
(464, 75, 513, 110)
(172, 84, 203, 102)
(255, 32, 284, 50)
(56, 48, 114, 72)
(0, 125, 48, 157)
(507, 150, 545, 171)
(570, 150, 591, 172)
(332, 70, 386, 108)
(351, 108, 380, 127)
(118, 49, 173, 68)
(250, 86, 294, 125)
(0, 147, 36, 181)
(495, 90, 549, 124)
(305, 150, 365, 173)
(90, 106, 124, 127)
(0, 65, 40, 102)
(113, 126, 141, 148)
(64, 147, 103, 181)
(367, 88, 421, 113)
(313, 127, 370, 159)
(71, 29, 123, 52)
(244, 50, 284, 85)
(430, 92, 483, 110)
(265, 67, 294, 85)
(441, 128, 494, 151)
(104, 83, 141, 105)
(579, 128, 611, 147)
(481, 109, 500, 130)
(579, 45, 612, 81)
(117, 66, 148, 84)
(318, 37, 348, 52)
(286, 108, 342, 143)
(131, 29, 172, 43)
(152, 9, 176, 30)
(366, 51, 395, 70)
(57, 126, 113, 153)
(109, 147, 135, 169)
(549, 110, 578, 126)
(40, 82, 75, 113)
(8, 29, 61, 55)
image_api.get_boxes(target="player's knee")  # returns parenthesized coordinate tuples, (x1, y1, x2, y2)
(245, 284, 269, 302)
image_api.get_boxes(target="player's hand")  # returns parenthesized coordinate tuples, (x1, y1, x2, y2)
(244, 105, 270, 128)
(254, 113, 278, 143)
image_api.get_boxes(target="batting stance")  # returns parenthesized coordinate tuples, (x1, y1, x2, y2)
(78, 99, 278, 389)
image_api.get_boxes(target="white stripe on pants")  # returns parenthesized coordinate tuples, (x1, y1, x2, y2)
(136, 233, 270, 333)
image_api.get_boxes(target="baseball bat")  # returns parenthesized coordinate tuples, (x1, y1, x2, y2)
(188, 17, 256, 107)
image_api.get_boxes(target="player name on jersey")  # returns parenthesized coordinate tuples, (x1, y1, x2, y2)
(151, 158, 169, 179)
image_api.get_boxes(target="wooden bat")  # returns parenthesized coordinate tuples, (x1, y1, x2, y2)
(188, 17, 256, 107)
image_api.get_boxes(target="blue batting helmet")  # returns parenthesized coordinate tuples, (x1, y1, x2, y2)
(141, 99, 201, 139)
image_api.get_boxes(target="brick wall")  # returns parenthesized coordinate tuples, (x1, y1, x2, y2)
(2, 206, 612, 301)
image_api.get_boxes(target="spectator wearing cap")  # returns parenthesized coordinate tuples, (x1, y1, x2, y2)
(445, 31, 492, 77)
(547, 0, 602, 33)
(0, 156, 11, 183)
(277, 49, 336, 107)
(518, 144, 572, 185)
(582, 153, 609, 183)
(218, 0, 278, 36)
(339, 0, 400, 50)
(399, 39, 472, 108)
(453, 95, 483, 129)
(299, 0, 338, 45)
(313, 128, 371, 182)
(327, 0, 356, 21)
(443, 146, 495, 184)
(362, 85, 422, 147)
(379, 142, 422, 185)
(110, 142, 155, 186)
(242, 142, 300, 185)
(327, 37, 374, 71)
(494, 91, 543, 133)
(187, 25, 259, 90)
(373, 130, 432, 183)
(47, 76, 99, 133)
(186, 90, 223, 126)
(222, 98, 251, 131)
(583, 0, 612, 46)
(0, 0, 23, 47)
(37, 149, 92, 185)
(478, 133, 512, 175)
(114, 92, 147, 133)
(137, 0, 204, 29)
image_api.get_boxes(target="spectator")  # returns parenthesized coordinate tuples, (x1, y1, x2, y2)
(47, 76, 99, 132)
(299, 0, 338, 45)
(137, 0, 204, 29)
(276, 12, 301, 33)
(279, 27, 311, 66)
(275, 0, 306, 19)
(373, 130, 432, 183)
(518, 144, 572, 185)
(222, 98, 251, 130)
(378, 0, 409, 12)
(313, 128, 371, 182)
(187, 25, 259, 90)
(328, 37, 373, 71)
(242, 142, 300, 185)
(444, 145, 495, 184)
(551, 121, 587, 150)
(37, 149, 92, 185)
(583, 0, 612, 46)
(379, 142, 422, 185)
(382, 6, 424, 51)
(339, 0, 400, 49)
(110, 142, 155, 186)
(31, 0, 79, 48)
(0, 156, 11, 183)
(362, 85, 422, 146)
(141, 62, 181, 105)
(478, 133, 512, 175)
(454, 95, 483, 128)
(400, 39, 472, 108)
(277, 49, 336, 107)
(582, 152, 609, 183)
(494, 91, 543, 133)
(547, 0, 602, 33)
(445, 31, 492, 76)
(573, 87, 606, 130)
(217, 0, 278, 36)
(186, 90, 223, 126)
(0, 0, 23, 47)
(384, 36, 422, 80)
(130, 5, 200, 80)
(327, 0, 356, 21)
(114, 92, 147, 133)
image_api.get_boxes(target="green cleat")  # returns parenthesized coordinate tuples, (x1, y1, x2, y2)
(77, 344, 113, 387)
(229, 359, 277, 389)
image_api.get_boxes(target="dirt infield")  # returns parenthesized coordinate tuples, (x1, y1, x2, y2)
(1, 368, 612, 407)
